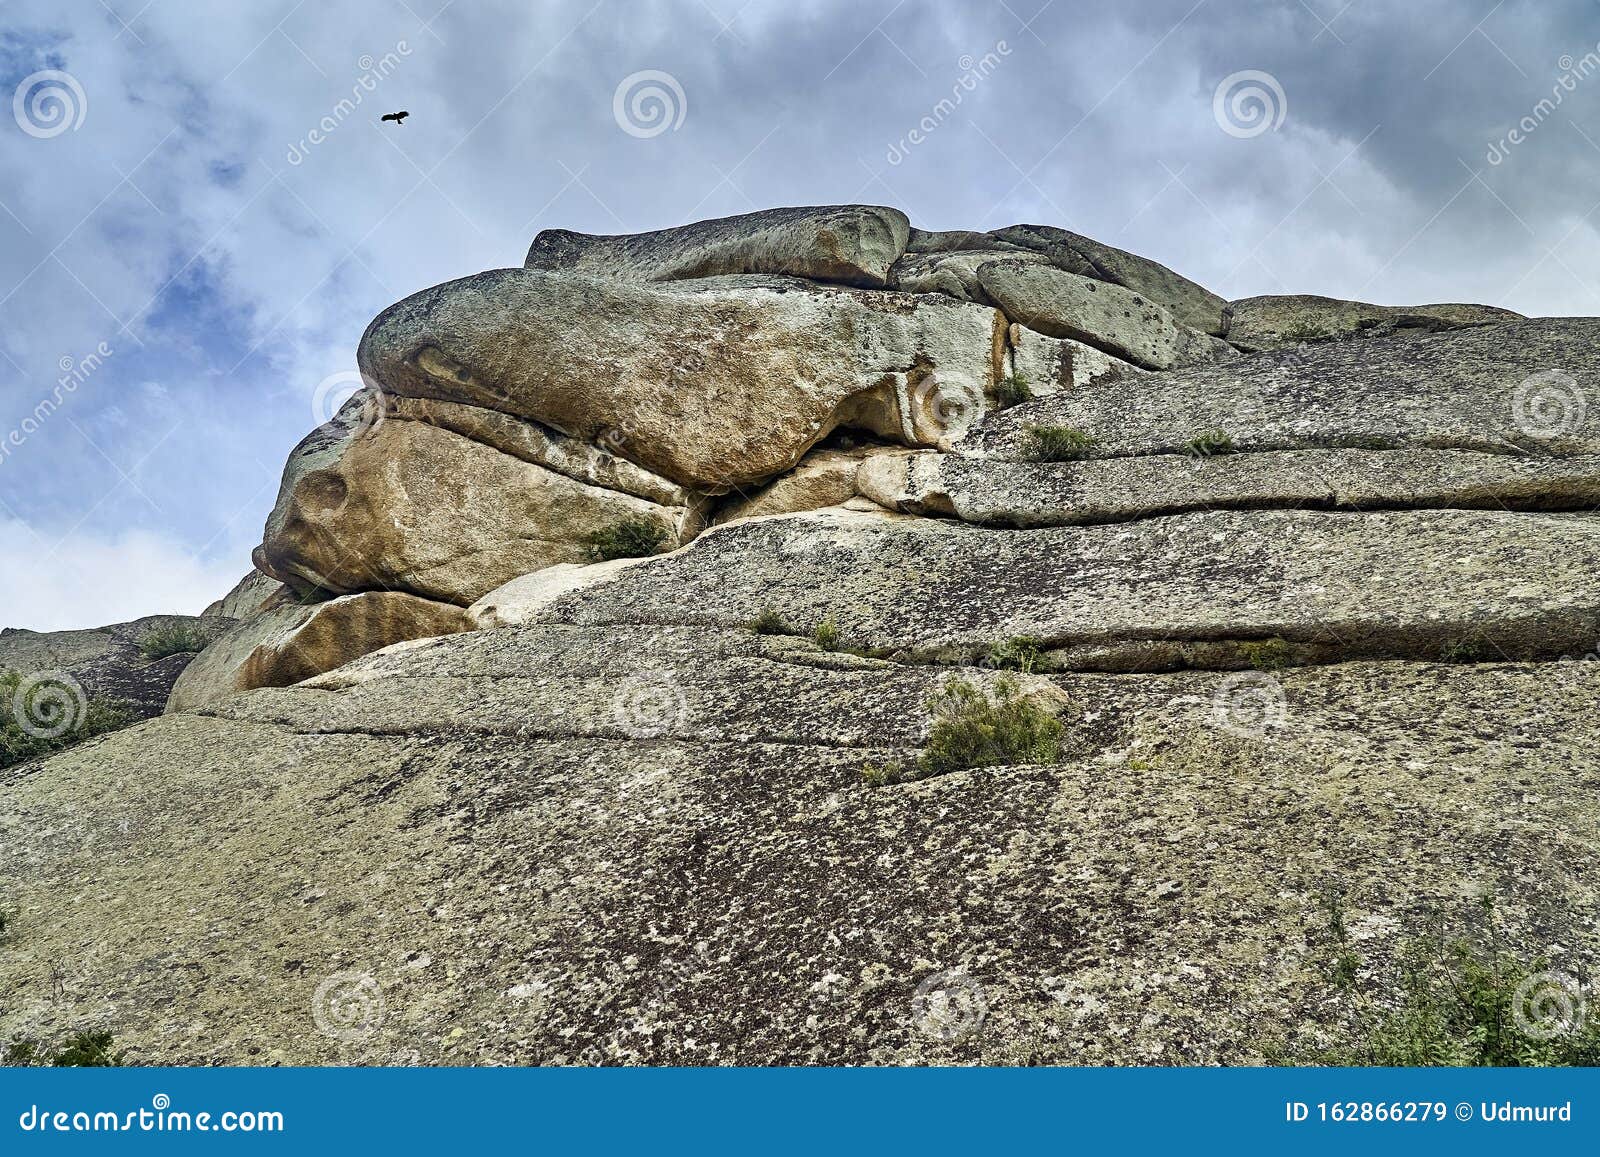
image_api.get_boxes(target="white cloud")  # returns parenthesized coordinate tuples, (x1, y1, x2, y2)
(0, 517, 247, 631)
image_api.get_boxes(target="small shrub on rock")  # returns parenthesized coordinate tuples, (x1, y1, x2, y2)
(138, 621, 211, 661)
(583, 518, 669, 562)
(0, 671, 134, 772)
(1183, 430, 1235, 458)
(919, 675, 1063, 778)
(813, 619, 840, 651)
(1025, 426, 1096, 462)
(986, 636, 1048, 673)
(4, 1029, 124, 1067)
(995, 373, 1033, 408)
(749, 608, 792, 635)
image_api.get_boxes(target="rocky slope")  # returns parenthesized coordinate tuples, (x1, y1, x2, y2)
(3, 205, 1596, 1065)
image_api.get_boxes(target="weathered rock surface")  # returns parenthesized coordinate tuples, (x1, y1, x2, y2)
(4, 623, 1596, 1064)
(858, 448, 1600, 527)
(165, 592, 470, 712)
(357, 270, 1004, 493)
(976, 260, 1230, 371)
(525, 205, 911, 289)
(1, 615, 235, 719)
(255, 409, 693, 606)
(968, 317, 1600, 460)
(1227, 294, 1523, 352)
(990, 223, 1230, 336)
(203, 569, 286, 619)
(712, 445, 900, 525)
(533, 506, 1600, 670)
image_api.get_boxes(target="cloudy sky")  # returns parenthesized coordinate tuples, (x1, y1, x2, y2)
(2, 0, 1598, 629)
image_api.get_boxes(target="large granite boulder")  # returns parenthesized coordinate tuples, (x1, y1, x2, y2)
(989, 223, 1230, 336)
(976, 260, 1231, 370)
(254, 401, 695, 606)
(356, 270, 1004, 492)
(203, 570, 285, 619)
(525, 205, 911, 289)
(165, 591, 470, 712)
(529, 505, 1600, 670)
(1227, 294, 1523, 352)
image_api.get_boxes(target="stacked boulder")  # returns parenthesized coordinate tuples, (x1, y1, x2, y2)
(172, 205, 1526, 708)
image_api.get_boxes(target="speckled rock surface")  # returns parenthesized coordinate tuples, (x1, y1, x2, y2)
(967, 317, 1600, 459)
(2, 624, 1596, 1064)
(525, 205, 912, 289)
(856, 447, 1600, 527)
(532, 506, 1600, 669)
(1226, 294, 1523, 352)
(1, 614, 235, 719)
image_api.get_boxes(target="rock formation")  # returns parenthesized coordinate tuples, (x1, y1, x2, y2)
(7, 204, 1598, 1066)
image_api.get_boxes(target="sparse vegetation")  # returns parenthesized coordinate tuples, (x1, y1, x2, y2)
(918, 675, 1064, 779)
(813, 619, 840, 651)
(1279, 320, 1334, 343)
(987, 636, 1048, 673)
(3, 1030, 125, 1067)
(1288, 891, 1600, 1067)
(1025, 425, 1096, 462)
(860, 760, 909, 787)
(138, 620, 211, 661)
(995, 373, 1033, 408)
(582, 517, 670, 562)
(749, 608, 793, 636)
(0, 670, 134, 772)
(1239, 637, 1294, 671)
(1440, 635, 1495, 663)
(1183, 430, 1235, 458)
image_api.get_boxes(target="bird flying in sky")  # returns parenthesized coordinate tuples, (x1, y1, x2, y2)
(381, 111, 409, 125)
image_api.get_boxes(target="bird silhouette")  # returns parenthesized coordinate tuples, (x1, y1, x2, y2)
(381, 111, 409, 125)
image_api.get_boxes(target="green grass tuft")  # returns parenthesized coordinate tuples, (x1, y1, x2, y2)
(1239, 637, 1294, 671)
(138, 621, 211, 661)
(749, 608, 793, 636)
(813, 619, 840, 651)
(918, 675, 1064, 779)
(995, 373, 1033, 408)
(987, 636, 1048, 673)
(4, 1030, 124, 1067)
(0, 670, 134, 772)
(1183, 430, 1235, 458)
(1025, 425, 1097, 462)
(583, 518, 670, 562)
